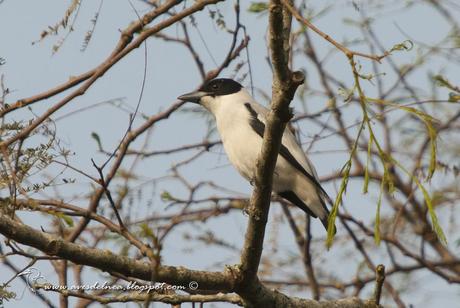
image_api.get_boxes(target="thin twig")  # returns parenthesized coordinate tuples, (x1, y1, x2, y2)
(91, 159, 125, 230)
(373, 264, 386, 306)
(282, 0, 388, 62)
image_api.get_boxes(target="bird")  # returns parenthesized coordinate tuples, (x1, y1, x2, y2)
(178, 78, 335, 233)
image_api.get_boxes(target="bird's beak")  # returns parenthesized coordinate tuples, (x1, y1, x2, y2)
(177, 90, 209, 104)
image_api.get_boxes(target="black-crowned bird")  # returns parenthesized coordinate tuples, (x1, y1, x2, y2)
(178, 78, 335, 233)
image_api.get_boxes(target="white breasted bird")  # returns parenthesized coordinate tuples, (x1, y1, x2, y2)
(178, 78, 335, 233)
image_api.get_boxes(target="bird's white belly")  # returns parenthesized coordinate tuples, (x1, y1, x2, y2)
(220, 123, 294, 192)
(221, 124, 260, 181)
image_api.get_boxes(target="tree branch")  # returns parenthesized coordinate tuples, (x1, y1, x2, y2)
(281, 0, 388, 62)
(0, 0, 223, 148)
(34, 286, 244, 306)
(0, 214, 233, 291)
(0, 212, 378, 307)
(236, 0, 305, 303)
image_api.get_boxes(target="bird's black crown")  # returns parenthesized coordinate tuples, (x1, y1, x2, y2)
(200, 78, 242, 96)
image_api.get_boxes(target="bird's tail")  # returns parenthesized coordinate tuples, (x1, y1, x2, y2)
(279, 190, 336, 234)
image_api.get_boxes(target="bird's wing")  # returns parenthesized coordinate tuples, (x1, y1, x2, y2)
(243, 101, 332, 204)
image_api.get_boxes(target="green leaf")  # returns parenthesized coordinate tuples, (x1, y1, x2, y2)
(161, 190, 173, 201)
(91, 132, 103, 151)
(248, 2, 268, 13)
(60, 214, 74, 227)
(448, 93, 460, 102)
(49, 211, 74, 227)
(326, 121, 366, 248)
(393, 159, 447, 245)
(368, 98, 439, 181)
(374, 179, 385, 245)
(363, 135, 373, 194)
(139, 222, 155, 239)
(433, 75, 460, 93)
(0, 285, 16, 301)
(389, 40, 413, 53)
(398, 105, 438, 180)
